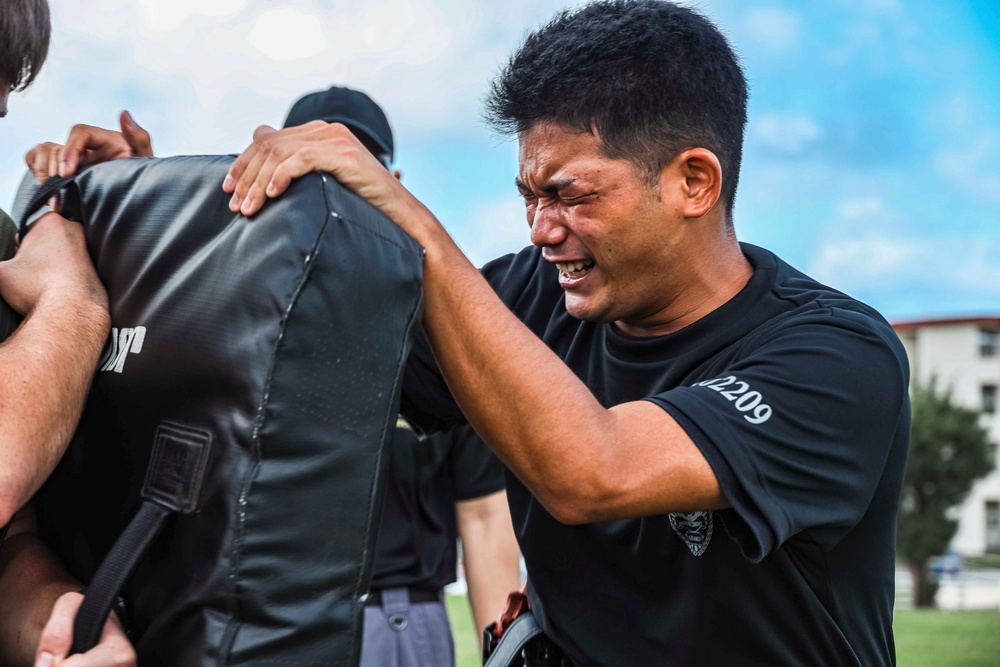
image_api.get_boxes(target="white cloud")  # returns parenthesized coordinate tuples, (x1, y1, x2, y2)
(811, 235, 918, 284)
(247, 9, 328, 61)
(751, 113, 822, 155)
(811, 234, 1000, 300)
(137, 0, 249, 33)
(837, 196, 885, 219)
(807, 194, 1000, 309)
(934, 132, 1000, 202)
(741, 7, 801, 52)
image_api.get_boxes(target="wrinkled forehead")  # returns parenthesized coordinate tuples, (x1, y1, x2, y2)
(517, 122, 604, 175)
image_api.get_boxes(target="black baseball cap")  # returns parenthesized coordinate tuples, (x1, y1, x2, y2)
(282, 86, 394, 167)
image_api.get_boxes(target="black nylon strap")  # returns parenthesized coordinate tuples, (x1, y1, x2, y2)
(17, 175, 74, 239)
(69, 502, 170, 654)
(70, 422, 212, 653)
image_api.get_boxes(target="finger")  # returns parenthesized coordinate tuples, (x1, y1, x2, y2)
(223, 124, 277, 197)
(58, 125, 101, 178)
(230, 136, 283, 214)
(35, 592, 82, 665)
(56, 643, 136, 667)
(58, 125, 129, 177)
(55, 642, 136, 667)
(119, 111, 153, 158)
(54, 614, 136, 667)
(224, 140, 264, 199)
(253, 124, 278, 141)
(240, 143, 298, 216)
(228, 144, 268, 211)
(265, 151, 319, 204)
(233, 146, 279, 216)
(47, 145, 63, 211)
(49, 143, 61, 182)
(26, 143, 57, 182)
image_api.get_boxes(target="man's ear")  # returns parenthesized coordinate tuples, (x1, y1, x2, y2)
(664, 148, 722, 219)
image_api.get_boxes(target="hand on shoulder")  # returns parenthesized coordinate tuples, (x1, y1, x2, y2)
(223, 122, 437, 245)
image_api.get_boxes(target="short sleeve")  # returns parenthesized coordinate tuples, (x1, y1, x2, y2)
(648, 310, 909, 561)
(447, 426, 507, 501)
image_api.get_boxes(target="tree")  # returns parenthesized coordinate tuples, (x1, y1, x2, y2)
(897, 377, 993, 607)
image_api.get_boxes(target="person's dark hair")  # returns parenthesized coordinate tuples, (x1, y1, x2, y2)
(485, 0, 748, 220)
(0, 0, 51, 92)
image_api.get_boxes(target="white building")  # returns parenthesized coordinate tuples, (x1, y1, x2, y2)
(892, 316, 1000, 556)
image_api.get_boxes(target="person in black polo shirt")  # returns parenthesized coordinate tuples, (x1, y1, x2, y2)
(225, 1, 911, 664)
(363, 421, 520, 667)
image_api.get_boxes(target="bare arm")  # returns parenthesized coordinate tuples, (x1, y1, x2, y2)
(0, 214, 110, 524)
(224, 124, 725, 524)
(0, 504, 136, 666)
(456, 490, 521, 643)
(0, 504, 77, 664)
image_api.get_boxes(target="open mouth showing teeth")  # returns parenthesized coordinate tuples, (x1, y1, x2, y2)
(555, 260, 595, 276)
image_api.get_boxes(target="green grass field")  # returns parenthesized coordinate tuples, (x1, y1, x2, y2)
(894, 610, 1000, 666)
(446, 595, 1000, 667)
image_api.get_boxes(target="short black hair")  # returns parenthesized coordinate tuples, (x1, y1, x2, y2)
(485, 0, 748, 220)
(0, 0, 51, 92)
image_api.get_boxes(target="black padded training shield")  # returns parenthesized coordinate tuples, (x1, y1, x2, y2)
(12, 156, 424, 666)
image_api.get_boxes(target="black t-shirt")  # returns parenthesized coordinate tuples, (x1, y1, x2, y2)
(371, 422, 507, 590)
(402, 243, 909, 667)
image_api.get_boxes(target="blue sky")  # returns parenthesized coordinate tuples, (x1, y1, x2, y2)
(2, 0, 998, 321)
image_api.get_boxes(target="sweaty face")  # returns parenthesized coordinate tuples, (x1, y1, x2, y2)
(517, 123, 682, 332)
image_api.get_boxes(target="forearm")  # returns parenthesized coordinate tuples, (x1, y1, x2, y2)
(418, 232, 630, 518)
(0, 512, 80, 665)
(0, 296, 109, 523)
(408, 219, 721, 521)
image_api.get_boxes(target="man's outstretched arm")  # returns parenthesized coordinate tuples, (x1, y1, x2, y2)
(223, 123, 726, 524)
(0, 213, 109, 525)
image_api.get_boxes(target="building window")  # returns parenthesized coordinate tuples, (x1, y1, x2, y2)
(980, 328, 1000, 357)
(987, 501, 1000, 554)
(982, 385, 998, 415)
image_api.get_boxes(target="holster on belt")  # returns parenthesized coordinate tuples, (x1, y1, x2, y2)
(482, 585, 569, 667)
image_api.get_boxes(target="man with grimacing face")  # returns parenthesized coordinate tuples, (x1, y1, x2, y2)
(24, 1, 910, 664)
(224, 2, 909, 664)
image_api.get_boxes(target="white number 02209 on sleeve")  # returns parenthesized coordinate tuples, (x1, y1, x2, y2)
(692, 375, 773, 424)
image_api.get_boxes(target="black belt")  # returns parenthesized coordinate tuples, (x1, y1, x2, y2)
(364, 587, 442, 607)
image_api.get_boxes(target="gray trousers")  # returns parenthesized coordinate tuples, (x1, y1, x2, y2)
(359, 588, 455, 667)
